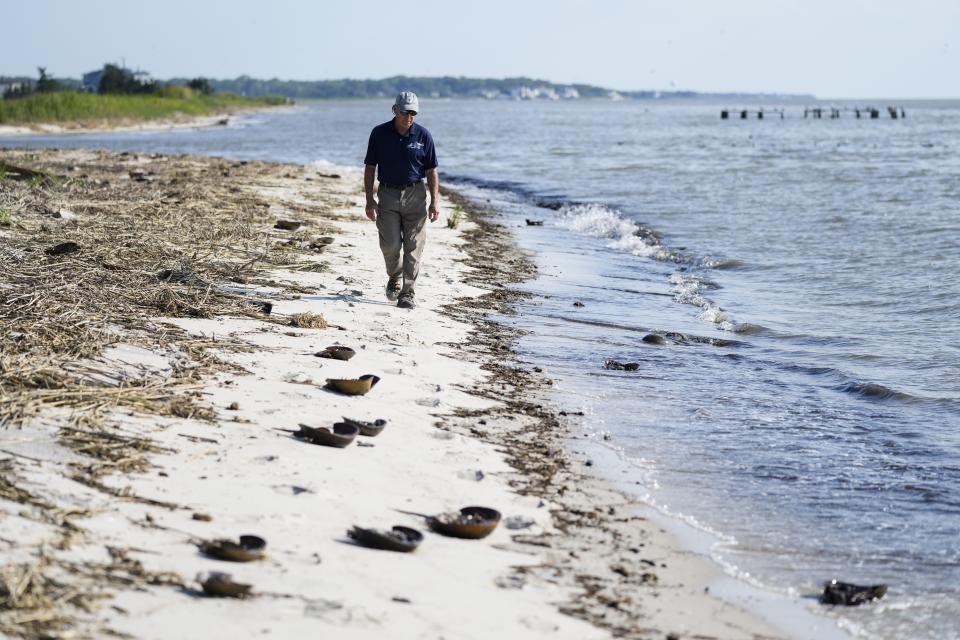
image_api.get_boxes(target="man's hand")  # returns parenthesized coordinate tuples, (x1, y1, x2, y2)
(363, 164, 378, 221)
(426, 168, 440, 223)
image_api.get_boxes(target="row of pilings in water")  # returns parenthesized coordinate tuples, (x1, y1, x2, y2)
(721, 106, 906, 120)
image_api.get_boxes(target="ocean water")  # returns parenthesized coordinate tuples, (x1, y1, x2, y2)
(5, 98, 959, 639)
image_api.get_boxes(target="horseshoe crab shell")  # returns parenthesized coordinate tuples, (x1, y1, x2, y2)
(348, 525, 423, 553)
(427, 506, 501, 539)
(198, 571, 252, 598)
(294, 423, 359, 448)
(820, 581, 888, 606)
(339, 417, 387, 437)
(199, 535, 267, 562)
(315, 346, 356, 361)
(325, 375, 380, 396)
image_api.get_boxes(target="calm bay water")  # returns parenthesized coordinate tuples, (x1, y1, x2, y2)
(5, 99, 959, 638)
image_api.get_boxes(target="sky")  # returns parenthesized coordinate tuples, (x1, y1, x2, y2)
(4, 0, 958, 99)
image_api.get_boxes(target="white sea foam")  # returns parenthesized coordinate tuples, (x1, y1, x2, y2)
(308, 158, 344, 171)
(558, 204, 740, 330)
(669, 273, 736, 331)
(557, 204, 668, 259)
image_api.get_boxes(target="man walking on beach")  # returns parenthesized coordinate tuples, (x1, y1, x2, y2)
(364, 91, 440, 309)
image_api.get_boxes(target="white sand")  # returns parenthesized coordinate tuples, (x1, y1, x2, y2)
(0, 155, 842, 639)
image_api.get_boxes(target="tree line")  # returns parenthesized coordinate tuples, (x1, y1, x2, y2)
(3, 68, 814, 102)
(164, 75, 614, 99)
(2, 66, 216, 100)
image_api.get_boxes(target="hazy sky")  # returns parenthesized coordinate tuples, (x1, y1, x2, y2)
(6, 0, 958, 98)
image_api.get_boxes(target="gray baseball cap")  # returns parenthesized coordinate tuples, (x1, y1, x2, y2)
(394, 91, 419, 114)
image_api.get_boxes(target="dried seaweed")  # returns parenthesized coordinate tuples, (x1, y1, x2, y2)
(0, 148, 339, 431)
(0, 460, 54, 511)
(0, 148, 345, 637)
(289, 312, 329, 329)
(0, 557, 106, 639)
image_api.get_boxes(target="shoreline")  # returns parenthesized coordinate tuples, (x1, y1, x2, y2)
(574, 435, 854, 639)
(0, 146, 802, 639)
(0, 104, 293, 137)
(442, 191, 851, 640)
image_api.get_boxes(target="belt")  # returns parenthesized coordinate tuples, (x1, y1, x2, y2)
(381, 181, 422, 190)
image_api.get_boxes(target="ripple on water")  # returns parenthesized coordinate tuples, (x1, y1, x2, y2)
(835, 381, 918, 402)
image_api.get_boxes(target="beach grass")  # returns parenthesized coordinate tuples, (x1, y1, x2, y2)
(0, 91, 286, 125)
(446, 204, 463, 229)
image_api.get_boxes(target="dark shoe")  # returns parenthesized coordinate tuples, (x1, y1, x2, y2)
(397, 294, 416, 309)
(385, 278, 401, 302)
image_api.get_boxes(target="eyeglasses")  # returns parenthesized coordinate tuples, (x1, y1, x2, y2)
(400, 110, 417, 116)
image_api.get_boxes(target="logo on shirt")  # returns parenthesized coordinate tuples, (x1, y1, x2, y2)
(407, 141, 424, 150)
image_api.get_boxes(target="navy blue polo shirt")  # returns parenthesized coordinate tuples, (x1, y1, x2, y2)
(364, 120, 438, 184)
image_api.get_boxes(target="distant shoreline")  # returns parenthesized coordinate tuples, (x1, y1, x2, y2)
(0, 91, 289, 136)
(0, 104, 293, 137)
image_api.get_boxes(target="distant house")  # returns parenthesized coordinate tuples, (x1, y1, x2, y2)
(510, 86, 562, 101)
(82, 67, 152, 93)
(474, 89, 501, 100)
(81, 69, 103, 92)
(0, 80, 25, 96)
(510, 86, 536, 100)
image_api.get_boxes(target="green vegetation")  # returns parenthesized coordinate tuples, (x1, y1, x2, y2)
(446, 205, 463, 229)
(0, 208, 17, 228)
(36, 67, 61, 93)
(98, 63, 156, 95)
(1, 65, 286, 126)
(187, 78, 214, 95)
(0, 91, 286, 125)
(2, 68, 77, 99)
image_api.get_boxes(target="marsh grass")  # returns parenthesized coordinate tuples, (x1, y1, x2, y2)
(0, 91, 286, 125)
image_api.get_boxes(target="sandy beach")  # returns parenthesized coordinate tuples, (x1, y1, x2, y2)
(0, 148, 795, 639)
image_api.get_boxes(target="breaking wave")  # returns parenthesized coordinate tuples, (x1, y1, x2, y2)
(554, 202, 748, 332)
(556, 203, 675, 261)
(669, 273, 737, 331)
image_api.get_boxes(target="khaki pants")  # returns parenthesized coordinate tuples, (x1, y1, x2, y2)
(376, 182, 428, 296)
